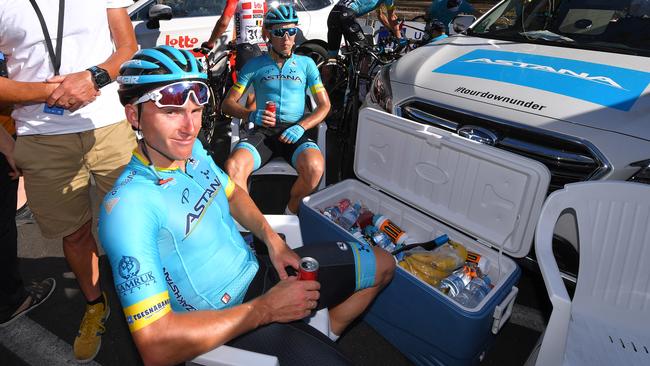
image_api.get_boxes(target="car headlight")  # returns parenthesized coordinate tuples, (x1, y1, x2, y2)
(628, 159, 650, 184)
(369, 64, 393, 113)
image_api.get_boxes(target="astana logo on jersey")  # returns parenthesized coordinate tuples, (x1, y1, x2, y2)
(116, 256, 156, 296)
(184, 177, 222, 238)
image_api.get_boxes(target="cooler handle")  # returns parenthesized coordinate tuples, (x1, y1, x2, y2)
(491, 286, 518, 335)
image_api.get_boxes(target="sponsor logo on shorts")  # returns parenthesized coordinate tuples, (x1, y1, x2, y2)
(337, 242, 348, 251)
(163, 267, 197, 311)
(116, 256, 156, 295)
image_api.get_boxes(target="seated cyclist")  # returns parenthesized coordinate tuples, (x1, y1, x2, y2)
(326, 0, 401, 59)
(222, 5, 330, 215)
(99, 45, 395, 365)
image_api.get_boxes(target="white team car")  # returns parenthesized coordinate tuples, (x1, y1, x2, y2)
(127, 0, 334, 54)
(366, 0, 650, 281)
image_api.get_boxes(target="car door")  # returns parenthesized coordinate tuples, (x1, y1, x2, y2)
(129, 0, 230, 50)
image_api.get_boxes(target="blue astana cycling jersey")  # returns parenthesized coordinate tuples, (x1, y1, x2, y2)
(98, 141, 258, 332)
(232, 53, 324, 124)
(337, 0, 394, 16)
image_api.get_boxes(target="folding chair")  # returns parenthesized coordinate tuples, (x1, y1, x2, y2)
(191, 215, 330, 366)
(528, 181, 650, 366)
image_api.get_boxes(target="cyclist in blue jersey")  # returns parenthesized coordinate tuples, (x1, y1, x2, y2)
(222, 5, 331, 215)
(326, 0, 401, 58)
(99, 45, 394, 365)
(427, 0, 475, 34)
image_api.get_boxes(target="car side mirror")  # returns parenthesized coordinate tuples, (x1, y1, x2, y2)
(146, 4, 173, 29)
(450, 14, 476, 35)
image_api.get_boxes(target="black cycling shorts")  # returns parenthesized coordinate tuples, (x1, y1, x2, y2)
(234, 125, 320, 170)
(327, 5, 367, 53)
(230, 242, 371, 366)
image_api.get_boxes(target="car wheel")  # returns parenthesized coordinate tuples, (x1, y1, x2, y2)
(296, 42, 328, 68)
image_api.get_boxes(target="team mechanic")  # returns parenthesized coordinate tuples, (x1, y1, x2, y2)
(98, 45, 395, 365)
(222, 5, 331, 215)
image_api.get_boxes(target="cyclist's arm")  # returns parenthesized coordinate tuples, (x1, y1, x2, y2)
(0, 77, 59, 104)
(296, 90, 330, 131)
(222, 62, 255, 120)
(296, 59, 330, 131)
(206, 0, 236, 47)
(227, 181, 296, 270)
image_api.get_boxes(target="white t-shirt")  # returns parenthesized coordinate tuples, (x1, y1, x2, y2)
(0, 0, 132, 136)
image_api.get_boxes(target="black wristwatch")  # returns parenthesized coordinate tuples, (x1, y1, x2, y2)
(87, 66, 112, 89)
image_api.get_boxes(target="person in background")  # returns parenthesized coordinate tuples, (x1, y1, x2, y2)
(0, 101, 56, 329)
(222, 5, 330, 215)
(0, 0, 137, 362)
(326, 0, 401, 59)
(426, 19, 449, 43)
(427, 0, 475, 34)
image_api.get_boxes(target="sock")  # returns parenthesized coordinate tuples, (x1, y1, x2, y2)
(87, 293, 105, 306)
(329, 332, 340, 342)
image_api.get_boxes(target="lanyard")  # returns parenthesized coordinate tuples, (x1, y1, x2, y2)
(28, 0, 65, 76)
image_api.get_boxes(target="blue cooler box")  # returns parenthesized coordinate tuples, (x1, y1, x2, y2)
(299, 108, 550, 365)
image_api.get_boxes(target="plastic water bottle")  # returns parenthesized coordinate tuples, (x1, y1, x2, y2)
(350, 227, 370, 245)
(454, 276, 492, 308)
(372, 215, 409, 245)
(322, 206, 341, 222)
(364, 226, 395, 251)
(338, 201, 362, 230)
(439, 267, 472, 297)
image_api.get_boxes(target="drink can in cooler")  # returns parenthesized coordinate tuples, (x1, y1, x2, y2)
(299, 257, 319, 281)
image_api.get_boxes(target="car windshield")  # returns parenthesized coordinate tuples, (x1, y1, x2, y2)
(470, 0, 650, 56)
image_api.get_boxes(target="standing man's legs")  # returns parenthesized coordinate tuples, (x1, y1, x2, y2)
(0, 151, 55, 326)
(13, 120, 135, 362)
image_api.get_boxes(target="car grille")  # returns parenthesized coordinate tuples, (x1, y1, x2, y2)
(398, 100, 607, 194)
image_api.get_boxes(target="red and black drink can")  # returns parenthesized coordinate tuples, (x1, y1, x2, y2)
(298, 257, 319, 281)
(265, 101, 276, 114)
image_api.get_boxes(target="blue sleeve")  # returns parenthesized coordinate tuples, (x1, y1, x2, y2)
(384, 0, 395, 9)
(460, 1, 474, 14)
(192, 141, 236, 199)
(99, 186, 171, 333)
(232, 57, 256, 94)
(304, 57, 325, 95)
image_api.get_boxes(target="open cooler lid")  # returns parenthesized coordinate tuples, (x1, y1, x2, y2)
(354, 108, 551, 258)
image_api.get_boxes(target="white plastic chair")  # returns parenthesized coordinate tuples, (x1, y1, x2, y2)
(229, 92, 327, 191)
(191, 215, 330, 366)
(531, 181, 650, 366)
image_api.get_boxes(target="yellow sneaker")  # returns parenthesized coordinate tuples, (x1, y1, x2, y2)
(73, 293, 110, 363)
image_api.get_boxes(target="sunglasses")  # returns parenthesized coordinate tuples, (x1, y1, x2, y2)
(134, 81, 210, 108)
(271, 27, 298, 38)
